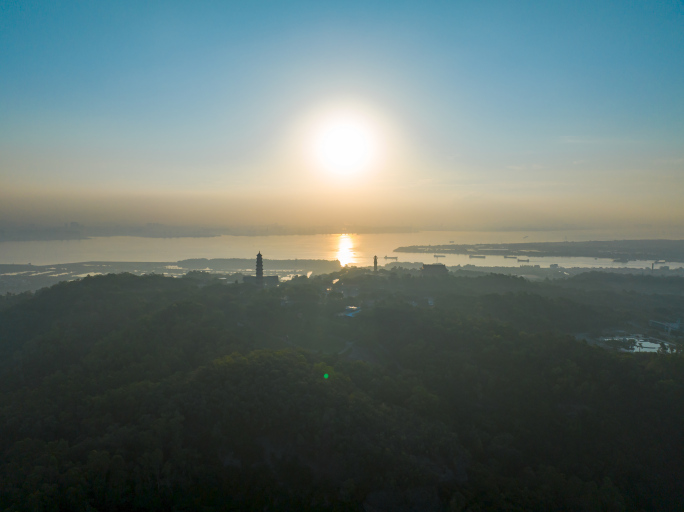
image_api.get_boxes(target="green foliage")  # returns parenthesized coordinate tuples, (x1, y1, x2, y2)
(0, 272, 682, 510)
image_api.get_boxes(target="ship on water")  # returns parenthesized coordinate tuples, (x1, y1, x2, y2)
(517, 258, 530, 262)
(504, 255, 517, 259)
(469, 255, 486, 259)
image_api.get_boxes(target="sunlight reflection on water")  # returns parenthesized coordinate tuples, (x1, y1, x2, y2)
(3, 230, 684, 268)
(336, 234, 355, 266)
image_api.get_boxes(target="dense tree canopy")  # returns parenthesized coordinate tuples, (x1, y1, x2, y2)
(0, 271, 682, 510)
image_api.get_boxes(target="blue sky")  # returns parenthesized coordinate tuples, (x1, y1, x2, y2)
(1, 0, 683, 230)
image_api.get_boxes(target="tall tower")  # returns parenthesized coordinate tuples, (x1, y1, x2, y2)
(256, 252, 263, 281)
(374, 255, 378, 272)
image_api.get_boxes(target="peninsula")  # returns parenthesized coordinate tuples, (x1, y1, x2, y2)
(395, 239, 684, 262)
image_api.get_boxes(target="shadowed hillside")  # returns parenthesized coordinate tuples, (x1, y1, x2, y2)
(0, 270, 683, 510)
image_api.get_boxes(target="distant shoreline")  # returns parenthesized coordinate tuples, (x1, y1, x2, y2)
(0, 226, 421, 242)
(4, 231, 684, 244)
(0, 258, 343, 295)
(0, 234, 223, 243)
(395, 239, 684, 262)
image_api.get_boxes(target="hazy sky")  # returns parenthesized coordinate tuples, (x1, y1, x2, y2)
(1, 0, 683, 231)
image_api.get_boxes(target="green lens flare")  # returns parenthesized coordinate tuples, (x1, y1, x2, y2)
(324, 373, 329, 379)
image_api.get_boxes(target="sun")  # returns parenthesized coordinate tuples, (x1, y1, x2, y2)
(311, 113, 377, 175)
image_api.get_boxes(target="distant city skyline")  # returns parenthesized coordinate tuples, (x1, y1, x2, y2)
(1, 1, 683, 234)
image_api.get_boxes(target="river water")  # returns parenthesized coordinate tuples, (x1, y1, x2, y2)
(1, 230, 683, 269)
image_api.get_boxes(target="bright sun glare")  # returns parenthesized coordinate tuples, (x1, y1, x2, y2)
(312, 114, 377, 175)
(336, 234, 355, 266)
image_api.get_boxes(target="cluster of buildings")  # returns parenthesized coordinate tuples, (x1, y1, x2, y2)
(649, 319, 681, 334)
(249, 252, 450, 283)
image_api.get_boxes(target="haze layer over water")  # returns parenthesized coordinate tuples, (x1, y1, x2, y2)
(3, 229, 684, 267)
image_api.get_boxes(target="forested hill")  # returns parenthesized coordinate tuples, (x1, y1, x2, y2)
(0, 271, 683, 511)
